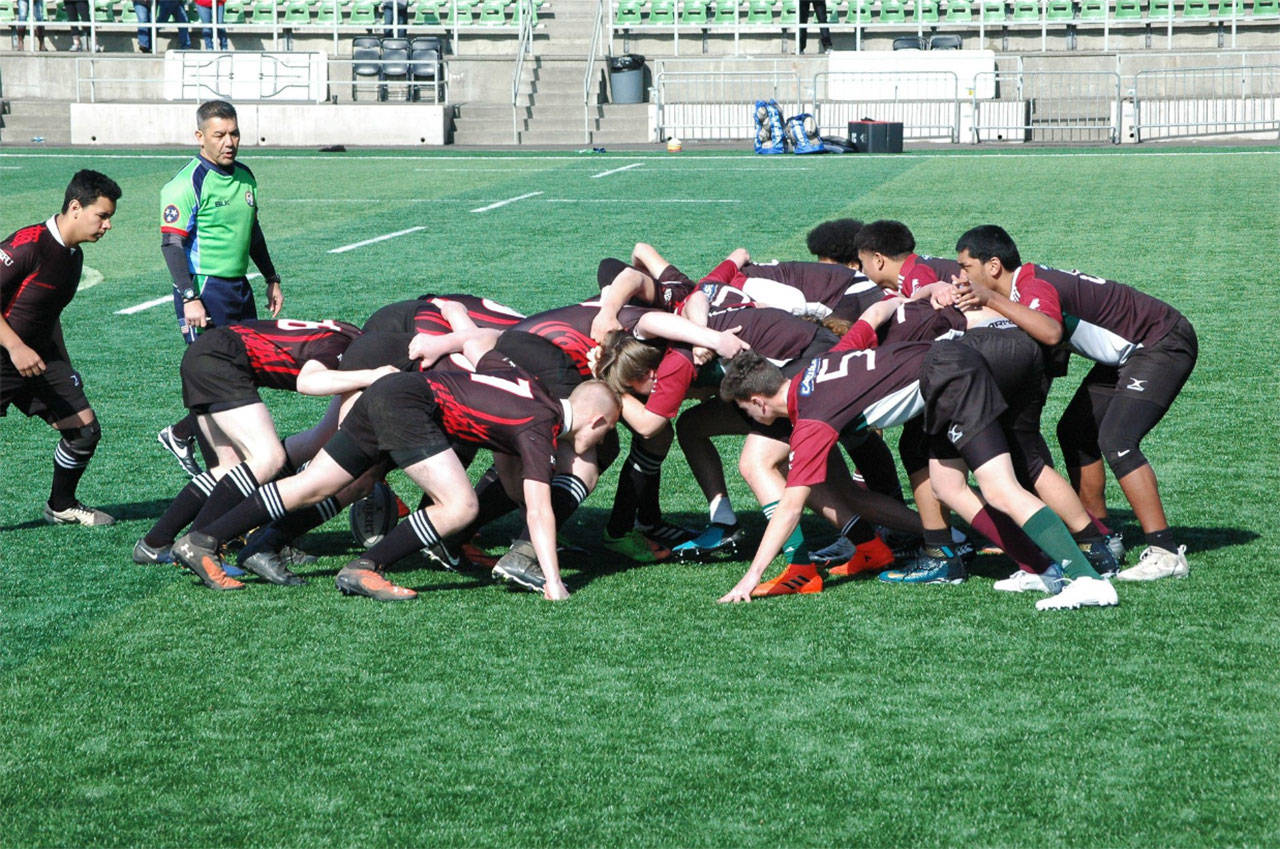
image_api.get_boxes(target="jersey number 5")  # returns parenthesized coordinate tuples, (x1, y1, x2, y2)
(816, 349, 877, 384)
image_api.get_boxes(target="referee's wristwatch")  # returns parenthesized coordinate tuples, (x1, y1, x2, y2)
(181, 287, 199, 303)
(265, 274, 282, 286)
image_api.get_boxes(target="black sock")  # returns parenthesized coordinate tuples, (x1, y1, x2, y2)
(517, 474, 588, 543)
(273, 495, 342, 540)
(922, 528, 954, 556)
(171, 414, 195, 443)
(190, 463, 260, 533)
(1072, 526, 1106, 546)
(48, 437, 93, 511)
(145, 471, 217, 547)
(202, 482, 285, 546)
(364, 508, 440, 568)
(1146, 528, 1176, 550)
(842, 516, 877, 545)
(608, 444, 663, 537)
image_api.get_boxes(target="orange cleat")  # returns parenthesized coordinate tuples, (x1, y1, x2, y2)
(460, 542, 500, 569)
(828, 536, 895, 577)
(751, 562, 823, 597)
(394, 494, 411, 519)
(335, 558, 417, 601)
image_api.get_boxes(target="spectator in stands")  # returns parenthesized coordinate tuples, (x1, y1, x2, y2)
(195, 0, 229, 50)
(799, 0, 833, 53)
(65, 0, 91, 51)
(382, 0, 407, 38)
(135, 0, 193, 53)
(14, 0, 47, 51)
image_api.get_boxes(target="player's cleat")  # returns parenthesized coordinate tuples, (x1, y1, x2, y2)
(172, 531, 244, 591)
(993, 562, 1064, 594)
(421, 538, 462, 572)
(349, 481, 398, 548)
(335, 558, 417, 601)
(240, 550, 306, 586)
(671, 522, 743, 560)
(157, 425, 202, 478)
(491, 540, 546, 592)
(460, 541, 500, 569)
(1079, 540, 1120, 578)
(637, 520, 696, 548)
(602, 528, 670, 563)
(878, 547, 966, 584)
(1035, 575, 1119, 610)
(877, 526, 924, 561)
(132, 538, 174, 565)
(828, 536, 895, 577)
(751, 562, 823, 597)
(278, 544, 317, 568)
(1115, 544, 1189, 582)
(1105, 531, 1126, 565)
(808, 535, 854, 567)
(43, 500, 115, 527)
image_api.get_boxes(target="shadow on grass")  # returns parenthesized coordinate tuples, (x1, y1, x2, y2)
(0, 498, 173, 532)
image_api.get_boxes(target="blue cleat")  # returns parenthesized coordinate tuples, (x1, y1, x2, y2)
(671, 522, 744, 561)
(878, 547, 966, 584)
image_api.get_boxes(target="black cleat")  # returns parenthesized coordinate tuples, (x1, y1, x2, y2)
(491, 540, 545, 592)
(240, 550, 306, 586)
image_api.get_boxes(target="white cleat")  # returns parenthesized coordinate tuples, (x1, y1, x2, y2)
(43, 501, 115, 526)
(1115, 544, 1189, 581)
(993, 564, 1063, 594)
(1035, 575, 1119, 611)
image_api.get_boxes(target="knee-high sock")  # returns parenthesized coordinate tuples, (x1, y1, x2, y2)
(190, 462, 260, 534)
(969, 506, 1052, 573)
(49, 437, 95, 511)
(363, 508, 440, 569)
(516, 474, 588, 543)
(607, 443, 663, 537)
(145, 471, 217, 548)
(1021, 506, 1100, 580)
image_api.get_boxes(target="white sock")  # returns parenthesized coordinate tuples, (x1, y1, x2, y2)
(709, 494, 736, 527)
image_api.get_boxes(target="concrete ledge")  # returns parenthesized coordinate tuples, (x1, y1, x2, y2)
(69, 102, 452, 145)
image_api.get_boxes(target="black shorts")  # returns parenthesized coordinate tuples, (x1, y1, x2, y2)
(1, 341, 90, 424)
(1111, 315, 1198, 411)
(956, 327, 1052, 482)
(327, 372, 452, 476)
(495, 331, 582, 399)
(920, 339, 1008, 455)
(180, 327, 261, 414)
(340, 331, 416, 372)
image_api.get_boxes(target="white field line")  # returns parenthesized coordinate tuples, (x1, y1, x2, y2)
(115, 272, 261, 315)
(470, 191, 542, 212)
(328, 226, 425, 254)
(590, 163, 645, 179)
(543, 198, 741, 203)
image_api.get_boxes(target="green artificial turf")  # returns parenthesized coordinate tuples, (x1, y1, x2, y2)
(1, 147, 1278, 848)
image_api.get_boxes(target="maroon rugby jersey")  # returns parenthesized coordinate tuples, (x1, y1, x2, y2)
(226, 319, 362, 391)
(736, 261, 877, 310)
(785, 341, 931, 487)
(834, 300, 967, 352)
(420, 350, 564, 484)
(0, 218, 83, 351)
(1012, 264, 1183, 365)
(511, 301, 654, 377)
(646, 305, 824, 419)
(885, 253, 962, 299)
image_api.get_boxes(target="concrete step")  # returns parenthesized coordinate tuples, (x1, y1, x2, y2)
(0, 100, 71, 144)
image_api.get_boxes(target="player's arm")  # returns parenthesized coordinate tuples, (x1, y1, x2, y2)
(249, 218, 283, 318)
(634, 310, 748, 360)
(522, 477, 569, 601)
(955, 279, 1063, 345)
(630, 242, 671, 279)
(907, 281, 951, 302)
(719, 484, 810, 603)
(0, 314, 44, 376)
(593, 267, 656, 343)
(160, 234, 210, 331)
(295, 360, 399, 396)
(620, 393, 671, 440)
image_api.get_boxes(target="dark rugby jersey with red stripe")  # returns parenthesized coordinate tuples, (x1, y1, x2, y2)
(1013, 264, 1183, 365)
(884, 253, 962, 299)
(226, 319, 362, 390)
(646, 305, 825, 419)
(420, 350, 564, 484)
(834, 299, 967, 352)
(785, 342, 931, 487)
(0, 219, 82, 352)
(362, 294, 525, 335)
(511, 301, 654, 377)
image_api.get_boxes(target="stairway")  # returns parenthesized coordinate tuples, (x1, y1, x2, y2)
(450, 0, 652, 146)
(0, 100, 72, 145)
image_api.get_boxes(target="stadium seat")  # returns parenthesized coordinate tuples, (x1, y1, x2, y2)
(0, 0, 14, 21)
(779, 0, 797, 20)
(892, 33, 926, 46)
(879, 0, 907, 20)
(1011, 0, 1039, 18)
(929, 31, 962, 45)
(283, 0, 310, 22)
(1046, 0, 1073, 18)
(1252, 0, 1279, 15)
(648, 0, 676, 19)
(682, 0, 709, 21)
(92, 0, 115, 21)
(348, 0, 377, 20)
(845, 0, 872, 19)
(351, 37, 382, 100)
(252, 0, 278, 18)
(1215, 0, 1243, 13)
(314, 0, 340, 21)
(915, 0, 939, 19)
(1148, 0, 1171, 15)
(119, 1, 136, 19)
(409, 0, 438, 23)
(615, 0, 642, 23)
(980, 0, 1007, 16)
(1113, 0, 1142, 15)
(710, 0, 737, 21)
(943, 0, 974, 19)
(746, 0, 773, 22)
(379, 36, 410, 100)
(476, 0, 506, 22)
(222, 0, 246, 22)
(1076, 0, 1104, 17)
(409, 34, 441, 100)
(1181, 0, 1209, 14)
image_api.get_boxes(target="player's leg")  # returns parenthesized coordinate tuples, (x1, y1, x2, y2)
(672, 400, 747, 557)
(604, 425, 675, 562)
(1055, 365, 1114, 519)
(183, 401, 287, 535)
(44, 406, 113, 526)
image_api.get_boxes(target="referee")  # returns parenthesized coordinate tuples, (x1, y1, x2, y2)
(157, 99, 285, 478)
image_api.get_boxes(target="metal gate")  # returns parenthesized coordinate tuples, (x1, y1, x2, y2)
(1133, 66, 1280, 142)
(812, 71, 961, 142)
(655, 71, 802, 141)
(971, 70, 1121, 144)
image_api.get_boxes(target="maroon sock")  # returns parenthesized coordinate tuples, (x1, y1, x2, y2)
(1088, 512, 1112, 537)
(970, 507, 1053, 573)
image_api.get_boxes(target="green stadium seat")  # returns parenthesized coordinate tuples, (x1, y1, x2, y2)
(1046, 0, 1073, 18)
(410, 0, 440, 22)
(1251, 0, 1279, 15)
(746, 0, 773, 22)
(314, 0, 341, 21)
(648, 0, 676, 20)
(845, 0, 872, 18)
(944, 0, 974, 19)
(615, 0, 642, 23)
(1214, 0, 1242, 12)
(980, 0, 1007, 16)
(252, 0, 278, 18)
(710, 0, 737, 21)
(476, 0, 507, 22)
(915, 0, 939, 18)
(779, 0, 797, 19)
(1011, 0, 1039, 18)
(682, 0, 709, 21)
(1181, 0, 1209, 14)
(283, 0, 310, 22)
(119, 1, 136, 19)
(1148, 0, 1171, 15)
(0, 0, 14, 22)
(879, 0, 907, 20)
(348, 0, 377, 22)
(92, 0, 115, 22)
(1078, 0, 1104, 17)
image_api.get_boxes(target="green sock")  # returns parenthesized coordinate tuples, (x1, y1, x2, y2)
(763, 500, 808, 561)
(1022, 506, 1100, 580)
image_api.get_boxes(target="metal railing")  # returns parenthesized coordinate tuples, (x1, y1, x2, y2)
(1133, 64, 1280, 140)
(971, 69, 1121, 142)
(655, 69, 802, 140)
(511, 0, 535, 142)
(812, 70, 961, 141)
(584, 0, 605, 144)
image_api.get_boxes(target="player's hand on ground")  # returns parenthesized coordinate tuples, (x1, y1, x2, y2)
(590, 312, 623, 344)
(714, 328, 750, 360)
(266, 280, 284, 317)
(718, 575, 759, 603)
(184, 298, 209, 329)
(7, 342, 46, 377)
(543, 579, 571, 601)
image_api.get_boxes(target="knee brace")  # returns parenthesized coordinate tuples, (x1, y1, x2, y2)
(60, 420, 102, 456)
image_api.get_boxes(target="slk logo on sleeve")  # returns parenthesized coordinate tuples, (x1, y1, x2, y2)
(948, 424, 964, 443)
(0, 249, 12, 267)
(1126, 378, 1147, 392)
(163, 204, 180, 224)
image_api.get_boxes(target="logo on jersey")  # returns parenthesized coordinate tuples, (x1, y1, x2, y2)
(1126, 378, 1147, 392)
(799, 359, 820, 396)
(0, 249, 12, 267)
(947, 424, 963, 443)
(163, 204, 180, 224)
(245, 190, 256, 207)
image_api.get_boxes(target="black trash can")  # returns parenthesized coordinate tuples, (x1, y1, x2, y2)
(848, 120, 904, 153)
(609, 54, 646, 104)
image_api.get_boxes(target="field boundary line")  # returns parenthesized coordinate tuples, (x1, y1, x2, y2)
(329, 226, 425, 254)
(590, 163, 644, 179)
(470, 191, 542, 213)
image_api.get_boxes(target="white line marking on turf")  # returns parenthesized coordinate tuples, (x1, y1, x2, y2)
(470, 191, 542, 212)
(590, 163, 644, 179)
(115, 273, 261, 314)
(328, 226, 425, 254)
(543, 198, 741, 203)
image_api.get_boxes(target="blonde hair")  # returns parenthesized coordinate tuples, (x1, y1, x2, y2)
(594, 330, 664, 397)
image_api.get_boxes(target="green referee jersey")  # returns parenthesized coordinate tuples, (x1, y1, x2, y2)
(160, 155, 261, 282)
